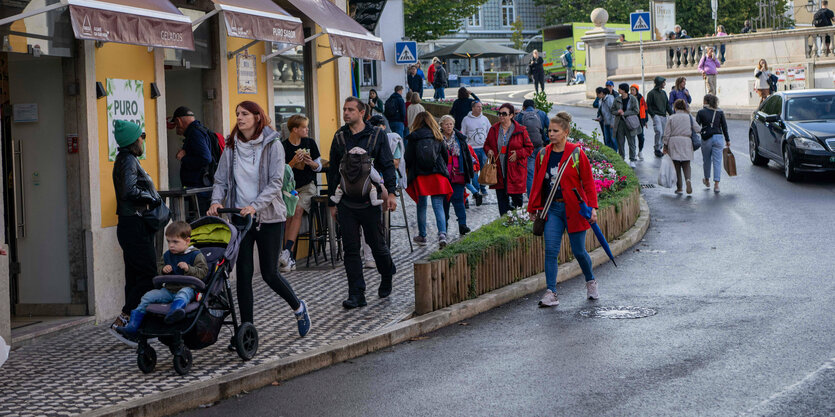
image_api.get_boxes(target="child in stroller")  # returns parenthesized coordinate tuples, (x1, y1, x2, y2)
(123, 210, 260, 375)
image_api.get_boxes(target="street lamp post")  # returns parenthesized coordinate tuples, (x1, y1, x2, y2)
(804, 0, 817, 13)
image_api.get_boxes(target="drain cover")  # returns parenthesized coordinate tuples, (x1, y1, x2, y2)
(579, 306, 657, 319)
(640, 183, 656, 189)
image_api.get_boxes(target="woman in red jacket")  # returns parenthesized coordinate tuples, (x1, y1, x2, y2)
(483, 103, 534, 216)
(527, 112, 599, 307)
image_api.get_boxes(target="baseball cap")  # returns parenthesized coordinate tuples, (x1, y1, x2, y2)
(605, 80, 614, 86)
(167, 106, 194, 129)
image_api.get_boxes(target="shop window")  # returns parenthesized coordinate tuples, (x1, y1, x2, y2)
(468, 7, 482, 27)
(359, 59, 378, 87)
(271, 41, 309, 131)
(501, 0, 515, 27)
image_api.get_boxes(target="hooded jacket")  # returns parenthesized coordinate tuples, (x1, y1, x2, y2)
(211, 126, 287, 223)
(460, 111, 491, 149)
(646, 77, 672, 117)
(483, 120, 534, 194)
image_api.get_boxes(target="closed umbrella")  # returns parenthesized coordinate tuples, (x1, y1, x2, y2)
(572, 188, 617, 267)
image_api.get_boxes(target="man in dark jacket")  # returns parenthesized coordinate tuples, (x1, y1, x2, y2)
(407, 65, 424, 98)
(645, 77, 673, 158)
(515, 99, 548, 195)
(432, 61, 448, 100)
(329, 97, 398, 309)
(529, 50, 545, 93)
(385, 86, 407, 138)
(168, 106, 212, 216)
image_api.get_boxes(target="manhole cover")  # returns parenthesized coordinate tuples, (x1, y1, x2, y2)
(579, 306, 657, 319)
(640, 183, 656, 189)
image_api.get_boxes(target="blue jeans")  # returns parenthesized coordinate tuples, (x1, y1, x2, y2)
(417, 195, 447, 237)
(433, 87, 445, 100)
(390, 121, 405, 139)
(602, 124, 617, 153)
(543, 202, 594, 293)
(471, 148, 487, 195)
(701, 134, 724, 182)
(134, 287, 195, 314)
(444, 183, 467, 227)
(526, 146, 542, 196)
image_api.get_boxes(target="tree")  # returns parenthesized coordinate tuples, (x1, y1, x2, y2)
(511, 18, 525, 50)
(404, 0, 489, 42)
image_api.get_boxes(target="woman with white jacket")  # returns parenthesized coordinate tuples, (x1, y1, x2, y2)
(754, 59, 773, 104)
(662, 99, 700, 195)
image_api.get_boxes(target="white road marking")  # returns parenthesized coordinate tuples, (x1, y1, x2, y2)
(743, 357, 835, 415)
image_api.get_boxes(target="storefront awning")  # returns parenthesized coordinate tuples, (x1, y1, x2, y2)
(283, 0, 384, 61)
(67, 0, 195, 50)
(209, 0, 303, 45)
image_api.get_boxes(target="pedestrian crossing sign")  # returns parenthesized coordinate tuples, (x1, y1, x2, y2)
(630, 11, 651, 32)
(395, 41, 418, 65)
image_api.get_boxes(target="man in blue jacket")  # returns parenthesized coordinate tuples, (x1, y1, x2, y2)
(168, 106, 212, 216)
(384, 87, 407, 138)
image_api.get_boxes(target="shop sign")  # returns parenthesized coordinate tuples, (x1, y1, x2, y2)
(12, 103, 38, 123)
(69, 5, 194, 51)
(237, 52, 257, 94)
(223, 10, 303, 45)
(106, 78, 146, 161)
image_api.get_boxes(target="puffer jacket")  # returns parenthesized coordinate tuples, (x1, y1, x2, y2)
(211, 126, 287, 224)
(113, 150, 161, 216)
(404, 127, 449, 185)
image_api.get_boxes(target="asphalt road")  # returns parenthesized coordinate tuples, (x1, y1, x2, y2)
(181, 105, 835, 417)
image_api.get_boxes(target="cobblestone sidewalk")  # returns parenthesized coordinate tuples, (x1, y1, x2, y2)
(0, 193, 504, 417)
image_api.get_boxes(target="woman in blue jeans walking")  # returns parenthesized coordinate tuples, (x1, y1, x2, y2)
(405, 112, 452, 247)
(527, 112, 599, 307)
(439, 115, 475, 236)
(696, 94, 730, 193)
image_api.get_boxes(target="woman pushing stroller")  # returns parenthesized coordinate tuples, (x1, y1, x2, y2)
(208, 100, 311, 338)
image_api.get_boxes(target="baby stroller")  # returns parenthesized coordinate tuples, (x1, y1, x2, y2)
(133, 209, 257, 375)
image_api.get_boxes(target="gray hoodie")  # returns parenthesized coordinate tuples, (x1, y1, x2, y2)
(460, 111, 491, 149)
(211, 126, 287, 223)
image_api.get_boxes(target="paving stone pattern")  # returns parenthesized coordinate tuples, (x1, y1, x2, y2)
(0, 193, 505, 416)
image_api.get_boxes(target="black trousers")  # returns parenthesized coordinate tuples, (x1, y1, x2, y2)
(533, 73, 545, 93)
(235, 220, 300, 324)
(337, 204, 396, 297)
(495, 188, 523, 216)
(116, 216, 158, 315)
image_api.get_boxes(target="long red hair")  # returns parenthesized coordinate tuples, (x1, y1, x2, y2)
(227, 100, 272, 149)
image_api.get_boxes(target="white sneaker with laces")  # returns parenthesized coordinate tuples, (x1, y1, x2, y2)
(280, 258, 296, 273)
(538, 290, 559, 307)
(629, 161, 637, 168)
(279, 249, 292, 267)
(586, 280, 599, 300)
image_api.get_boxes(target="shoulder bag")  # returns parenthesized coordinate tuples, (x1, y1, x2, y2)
(700, 109, 717, 141)
(533, 149, 577, 236)
(624, 97, 641, 131)
(689, 115, 702, 151)
(478, 153, 498, 186)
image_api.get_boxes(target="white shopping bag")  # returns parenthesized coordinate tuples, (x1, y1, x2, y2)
(0, 336, 9, 368)
(657, 154, 676, 188)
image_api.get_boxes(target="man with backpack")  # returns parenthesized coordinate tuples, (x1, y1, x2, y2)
(167, 106, 217, 217)
(328, 97, 398, 310)
(814, 1, 835, 54)
(432, 60, 448, 100)
(515, 99, 548, 196)
(385, 86, 407, 138)
(562, 46, 574, 86)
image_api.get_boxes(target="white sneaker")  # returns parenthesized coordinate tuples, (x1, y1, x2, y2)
(279, 249, 292, 267)
(586, 280, 599, 300)
(638, 152, 644, 161)
(280, 258, 296, 273)
(538, 290, 559, 307)
(629, 161, 637, 168)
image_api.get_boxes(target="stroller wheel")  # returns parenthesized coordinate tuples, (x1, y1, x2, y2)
(137, 346, 157, 374)
(234, 322, 259, 361)
(173, 347, 193, 376)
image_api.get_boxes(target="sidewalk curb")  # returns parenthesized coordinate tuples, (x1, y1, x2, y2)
(85, 196, 651, 417)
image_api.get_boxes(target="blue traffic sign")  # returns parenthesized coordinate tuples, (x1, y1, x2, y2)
(395, 41, 418, 65)
(630, 11, 651, 32)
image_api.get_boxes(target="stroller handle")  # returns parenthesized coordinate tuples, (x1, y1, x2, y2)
(215, 208, 253, 233)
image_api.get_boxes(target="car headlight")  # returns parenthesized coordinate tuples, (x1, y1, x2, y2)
(793, 137, 826, 151)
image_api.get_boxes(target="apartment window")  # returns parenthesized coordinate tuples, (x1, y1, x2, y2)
(360, 59, 378, 87)
(468, 6, 482, 27)
(501, 0, 515, 27)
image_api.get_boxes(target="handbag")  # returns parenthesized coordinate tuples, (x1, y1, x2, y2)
(478, 154, 498, 186)
(142, 203, 171, 232)
(700, 109, 717, 141)
(689, 115, 701, 151)
(625, 114, 641, 131)
(723, 147, 737, 177)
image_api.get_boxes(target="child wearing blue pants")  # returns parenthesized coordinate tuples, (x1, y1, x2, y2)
(116, 221, 208, 336)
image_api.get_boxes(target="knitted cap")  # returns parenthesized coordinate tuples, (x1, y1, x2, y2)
(113, 120, 142, 148)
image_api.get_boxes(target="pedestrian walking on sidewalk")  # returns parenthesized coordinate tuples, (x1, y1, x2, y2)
(529, 50, 546, 93)
(594, 87, 617, 153)
(111, 121, 160, 345)
(696, 94, 731, 193)
(515, 99, 548, 195)
(562, 46, 575, 86)
(663, 99, 700, 195)
(406, 93, 425, 130)
(208, 101, 311, 336)
(646, 76, 672, 158)
(407, 65, 424, 99)
(630, 84, 649, 160)
(461, 101, 491, 203)
(384, 86, 407, 138)
(813, 1, 835, 53)
(450, 87, 480, 130)
(753, 59, 773, 104)
(279, 115, 322, 273)
(327, 98, 398, 309)
(432, 60, 448, 100)
(699, 47, 721, 95)
(483, 103, 534, 216)
(612, 83, 640, 167)
(527, 112, 599, 307)
(439, 115, 475, 237)
(405, 112, 452, 248)
(669, 77, 691, 106)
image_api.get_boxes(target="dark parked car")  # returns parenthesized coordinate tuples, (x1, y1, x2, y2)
(274, 104, 305, 126)
(749, 90, 835, 181)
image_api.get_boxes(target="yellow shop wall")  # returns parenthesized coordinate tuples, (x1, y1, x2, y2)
(226, 37, 269, 131)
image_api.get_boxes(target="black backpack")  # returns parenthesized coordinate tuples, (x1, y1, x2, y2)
(336, 128, 382, 200)
(415, 137, 438, 172)
(813, 9, 831, 27)
(196, 125, 224, 186)
(384, 96, 399, 121)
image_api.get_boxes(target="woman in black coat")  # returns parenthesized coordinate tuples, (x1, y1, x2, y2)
(449, 87, 480, 130)
(110, 120, 161, 345)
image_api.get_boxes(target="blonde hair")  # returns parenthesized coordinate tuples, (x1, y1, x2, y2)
(411, 112, 443, 140)
(549, 111, 573, 131)
(438, 114, 455, 129)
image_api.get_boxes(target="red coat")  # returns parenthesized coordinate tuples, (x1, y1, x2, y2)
(483, 120, 533, 195)
(427, 64, 436, 85)
(527, 141, 598, 234)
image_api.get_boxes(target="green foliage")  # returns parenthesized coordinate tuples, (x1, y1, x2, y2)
(533, 91, 553, 114)
(511, 18, 525, 50)
(404, 0, 489, 42)
(534, 0, 648, 29)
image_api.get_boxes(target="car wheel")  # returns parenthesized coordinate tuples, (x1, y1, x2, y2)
(783, 146, 801, 182)
(749, 130, 769, 166)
